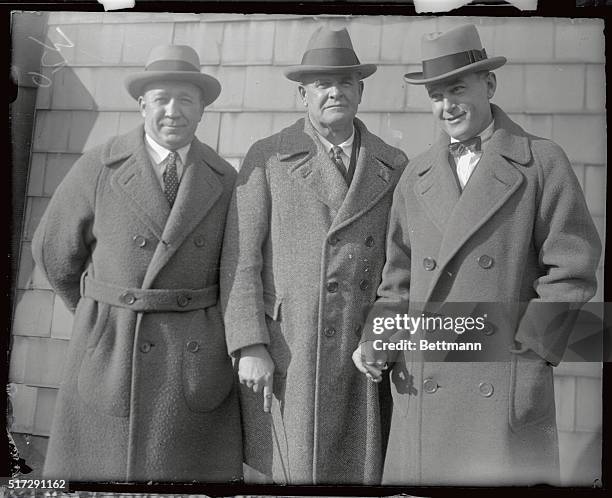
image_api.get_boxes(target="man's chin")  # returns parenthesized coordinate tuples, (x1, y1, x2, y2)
(160, 134, 190, 149)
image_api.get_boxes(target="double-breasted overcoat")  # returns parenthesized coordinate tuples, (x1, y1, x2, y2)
(32, 126, 242, 482)
(372, 105, 601, 485)
(220, 117, 408, 484)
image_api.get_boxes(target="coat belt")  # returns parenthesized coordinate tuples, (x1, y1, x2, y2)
(80, 274, 218, 312)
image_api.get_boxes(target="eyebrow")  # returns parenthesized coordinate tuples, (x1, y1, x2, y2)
(427, 78, 467, 93)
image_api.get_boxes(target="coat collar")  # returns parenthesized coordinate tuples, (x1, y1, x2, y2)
(278, 117, 405, 232)
(415, 105, 532, 301)
(107, 126, 224, 288)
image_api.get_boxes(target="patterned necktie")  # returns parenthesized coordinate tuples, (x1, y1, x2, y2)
(163, 151, 180, 206)
(448, 136, 482, 158)
(329, 145, 347, 177)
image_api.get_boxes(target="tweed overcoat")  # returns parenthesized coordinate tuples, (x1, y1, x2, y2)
(371, 105, 601, 485)
(220, 117, 408, 484)
(32, 126, 242, 482)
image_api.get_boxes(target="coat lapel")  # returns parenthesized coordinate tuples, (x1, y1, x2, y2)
(142, 140, 223, 288)
(424, 106, 532, 301)
(330, 120, 402, 234)
(109, 130, 170, 241)
(283, 118, 348, 213)
(414, 141, 461, 234)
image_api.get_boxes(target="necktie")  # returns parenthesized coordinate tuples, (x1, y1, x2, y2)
(330, 145, 347, 177)
(448, 136, 482, 158)
(163, 151, 180, 206)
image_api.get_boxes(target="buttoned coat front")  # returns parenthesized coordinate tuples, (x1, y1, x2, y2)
(374, 105, 601, 485)
(32, 126, 242, 482)
(221, 117, 408, 484)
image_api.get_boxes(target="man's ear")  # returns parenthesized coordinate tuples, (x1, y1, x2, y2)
(138, 96, 146, 117)
(358, 80, 364, 103)
(298, 85, 307, 106)
(486, 72, 497, 100)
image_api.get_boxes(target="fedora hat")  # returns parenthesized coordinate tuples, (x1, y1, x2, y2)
(283, 26, 377, 82)
(404, 24, 506, 85)
(124, 44, 221, 106)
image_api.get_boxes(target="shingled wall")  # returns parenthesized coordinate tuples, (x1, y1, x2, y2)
(9, 12, 605, 485)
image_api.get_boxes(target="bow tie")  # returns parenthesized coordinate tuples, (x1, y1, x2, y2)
(449, 136, 482, 158)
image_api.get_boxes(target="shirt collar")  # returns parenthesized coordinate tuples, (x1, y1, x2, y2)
(144, 133, 191, 166)
(314, 125, 355, 159)
(450, 118, 495, 146)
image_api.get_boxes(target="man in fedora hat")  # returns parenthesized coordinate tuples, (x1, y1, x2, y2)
(353, 24, 601, 485)
(220, 26, 408, 484)
(33, 44, 242, 481)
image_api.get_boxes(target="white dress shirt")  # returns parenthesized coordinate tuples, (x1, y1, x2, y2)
(144, 134, 191, 188)
(316, 127, 356, 170)
(450, 119, 495, 189)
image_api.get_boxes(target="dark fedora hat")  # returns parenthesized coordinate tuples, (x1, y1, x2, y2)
(404, 24, 506, 85)
(284, 26, 377, 82)
(124, 44, 221, 106)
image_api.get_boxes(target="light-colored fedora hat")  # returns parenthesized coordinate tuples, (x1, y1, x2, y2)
(283, 26, 377, 82)
(404, 24, 506, 85)
(124, 44, 221, 106)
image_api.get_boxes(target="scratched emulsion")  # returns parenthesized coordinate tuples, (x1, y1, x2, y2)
(96, 0, 136, 12)
(414, 0, 537, 12)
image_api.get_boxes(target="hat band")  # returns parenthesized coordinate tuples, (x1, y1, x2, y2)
(422, 48, 488, 79)
(145, 59, 200, 72)
(301, 47, 361, 67)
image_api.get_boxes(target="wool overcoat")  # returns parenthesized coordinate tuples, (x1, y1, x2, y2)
(371, 105, 601, 486)
(32, 126, 242, 482)
(220, 117, 408, 484)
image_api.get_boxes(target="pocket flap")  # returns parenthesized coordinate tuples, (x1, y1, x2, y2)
(263, 291, 282, 320)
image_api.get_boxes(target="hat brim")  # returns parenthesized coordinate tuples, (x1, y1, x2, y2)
(283, 64, 377, 82)
(404, 57, 507, 85)
(125, 71, 221, 106)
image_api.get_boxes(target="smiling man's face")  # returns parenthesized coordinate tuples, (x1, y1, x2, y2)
(139, 80, 205, 150)
(426, 71, 496, 141)
(299, 72, 363, 134)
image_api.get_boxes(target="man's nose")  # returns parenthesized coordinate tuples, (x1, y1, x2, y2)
(328, 84, 343, 98)
(165, 99, 181, 117)
(442, 97, 456, 113)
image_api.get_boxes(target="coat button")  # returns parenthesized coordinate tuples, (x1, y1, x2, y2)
(479, 382, 494, 397)
(423, 257, 436, 271)
(121, 292, 137, 305)
(133, 235, 147, 248)
(423, 378, 438, 394)
(194, 235, 205, 247)
(326, 281, 338, 293)
(359, 280, 369, 291)
(187, 340, 200, 353)
(328, 236, 340, 246)
(482, 321, 495, 336)
(177, 294, 191, 307)
(324, 327, 336, 338)
(140, 342, 152, 353)
(365, 236, 375, 247)
(478, 255, 494, 269)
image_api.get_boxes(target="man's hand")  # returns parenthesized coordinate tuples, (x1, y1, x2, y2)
(352, 342, 387, 383)
(238, 344, 275, 412)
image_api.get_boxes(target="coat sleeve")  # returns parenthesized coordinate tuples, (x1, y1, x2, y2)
(220, 142, 273, 356)
(360, 172, 413, 357)
(31, 152, 100, 312)
(513, 140, 602, 365)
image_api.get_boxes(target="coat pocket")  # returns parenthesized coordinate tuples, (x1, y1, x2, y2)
(76, 303, 131, 417)
(508, 350, 555, 432)
(181, 306, 235, 413)
(263, 293, 290, 382)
